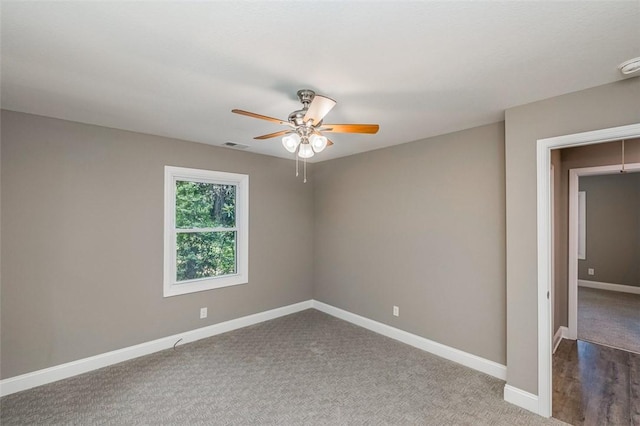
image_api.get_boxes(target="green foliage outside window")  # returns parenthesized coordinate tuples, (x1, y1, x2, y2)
(175, 181, 237, 281)
(176, 181, 235, 228)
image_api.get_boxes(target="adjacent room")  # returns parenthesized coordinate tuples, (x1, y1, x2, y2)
(1, 1, 639, 424)
(577, 167, 640, 353)
(550, 140, 640, 424)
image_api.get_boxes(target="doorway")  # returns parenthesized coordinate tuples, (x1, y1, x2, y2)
(567, 164, 640, 349)
(535, 123, 640, 417)
(552, 159, 640, 424)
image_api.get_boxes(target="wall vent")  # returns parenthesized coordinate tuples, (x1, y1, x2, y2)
(222, 141, 249, 150)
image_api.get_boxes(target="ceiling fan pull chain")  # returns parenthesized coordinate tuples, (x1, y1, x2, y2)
(304, 157, 307, 183)
(621, 139, 626, 173)
(296, 152, 299, 177)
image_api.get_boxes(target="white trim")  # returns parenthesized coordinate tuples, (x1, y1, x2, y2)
(568, 163, 640, 340)
(536, 132, 554, 418)
(311, 300, 507, 380)
(163, 166, 249, 297)
(504, 385, 539, 414)
(0, 299, 509, 397)
(568, 170, 579, 340)
(0, 300, 312, 397)
(176, 227, 239, 234)
(578, 279, 640, 295)
(553, 328, 562, 353)
(550, 164, 555, 340)
(536, 122, 640, 418)
(553, 326, 570, 354)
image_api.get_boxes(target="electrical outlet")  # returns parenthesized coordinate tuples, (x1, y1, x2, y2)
(588, 268, 595, 276)
(200, 307, 208, 319)
(393, 306, 399, 317)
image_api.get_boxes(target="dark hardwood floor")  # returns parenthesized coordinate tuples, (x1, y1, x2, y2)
(553, 339, 640, 425)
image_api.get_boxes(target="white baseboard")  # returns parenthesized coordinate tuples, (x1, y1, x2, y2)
(503, 384, 539, 414)
(2, 299, 509, 403)
(0, 300, 313, 397)
(311, 300, 507, 380)
(578, 279, 640, 295)
(553, 326, 570, 354)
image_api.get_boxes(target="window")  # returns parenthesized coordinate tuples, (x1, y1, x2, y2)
(578, 191, 586, 260)
(164, 166, 248, 297)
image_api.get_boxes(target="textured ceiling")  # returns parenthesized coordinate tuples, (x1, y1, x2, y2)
(2, 1, 639, 162)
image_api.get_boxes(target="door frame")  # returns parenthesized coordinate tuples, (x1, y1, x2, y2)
(535, 123, 640, 417)
(550, 164, 555, 342)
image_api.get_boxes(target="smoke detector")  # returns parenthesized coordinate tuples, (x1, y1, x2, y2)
(618, 57, 640, 75)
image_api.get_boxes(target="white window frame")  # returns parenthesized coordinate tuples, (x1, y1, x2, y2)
(577, 191, 586, 260)
(164, 166, 248, 297)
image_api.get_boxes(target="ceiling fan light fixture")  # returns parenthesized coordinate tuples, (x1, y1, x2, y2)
(309, 134, 328, 153)
(298, 142, 315, 159)
(282, 133, 301, 153)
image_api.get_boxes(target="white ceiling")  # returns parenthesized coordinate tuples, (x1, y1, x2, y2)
(2, 1, 639, 162)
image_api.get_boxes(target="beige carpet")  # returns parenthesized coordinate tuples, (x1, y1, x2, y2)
(578, 287, 640, 354)
(1, 309, 562, 425)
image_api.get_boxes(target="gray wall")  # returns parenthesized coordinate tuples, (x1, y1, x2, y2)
(0, 110, 314, 379)
(578, 172, 640, 287)
(3, 77, 639, 398)
(505, 77, 640, 395)
(314, 122, 507, 364)
(553, 140, 640, 329)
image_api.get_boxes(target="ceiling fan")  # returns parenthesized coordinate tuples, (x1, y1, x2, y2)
(232, 89, 379, 160)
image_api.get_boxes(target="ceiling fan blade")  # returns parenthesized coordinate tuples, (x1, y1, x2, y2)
(327, 138, 334, 146)
(319, 124, 380, 134)
(232, 109, 289, 126)
(303, 95, 336, 125)
(254, 130, 292, 140)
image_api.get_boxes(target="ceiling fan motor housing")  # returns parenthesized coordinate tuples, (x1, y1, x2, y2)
(290, 89, 320, 128)
(288, 110, 308, 127)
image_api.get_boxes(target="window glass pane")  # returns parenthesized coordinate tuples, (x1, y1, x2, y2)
(176, 231, 236, 282)
(175, 181, 236, 229)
